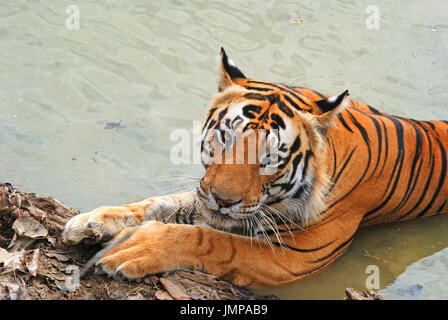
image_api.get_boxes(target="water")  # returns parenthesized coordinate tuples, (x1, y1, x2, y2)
(1, 0, 447, 299)
(379, 247, 448, 300)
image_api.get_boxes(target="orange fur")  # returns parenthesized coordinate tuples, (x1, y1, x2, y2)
(63, 49, 448, 288)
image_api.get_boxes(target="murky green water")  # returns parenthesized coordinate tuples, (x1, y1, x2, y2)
(1, 0, 447, 299)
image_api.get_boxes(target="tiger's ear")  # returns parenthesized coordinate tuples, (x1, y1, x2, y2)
(315, 90, 349, 134)
(218, 47, 246, 92)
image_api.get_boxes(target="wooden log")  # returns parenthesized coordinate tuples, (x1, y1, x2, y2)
(0, 183, 276, 300)
(345, 288, 383, 300)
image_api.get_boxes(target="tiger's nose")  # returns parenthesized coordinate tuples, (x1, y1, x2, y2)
(211, 191, 240, 208)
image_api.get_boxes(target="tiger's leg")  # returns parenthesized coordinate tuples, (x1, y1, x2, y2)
(96, 210, 364, 288)
(62, 191, 197, 245)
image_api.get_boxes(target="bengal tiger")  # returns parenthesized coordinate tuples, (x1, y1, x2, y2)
(62, 48, 448, 288)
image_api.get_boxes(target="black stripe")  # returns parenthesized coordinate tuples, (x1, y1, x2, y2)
(424, 121, 436, 131)
(363, 113, 383, 177)
(282, 93, 303, 111)
(278, 135, 302, 171)
(328, 147, 357, 193)
(364, 117, 405, 218)
(246, 86, 272, 92)
(416, 137, 447, 217)
(311, 233, 356, 263)
(277, 99, 295, 117)
(378, 118, 389, 176)
(247, 80, 310, 107)
(207, 119, 216, 130)
(347, 110, 371, 145)
(366, 105, 383, 115)
(270, 113, 286, 129)
(436, 200, 447, 214)
(301, 150, 313, 182)
(244, 92, 269, 101)
(395, 157, 424, 213)
(217, 107, 228, 122)
(203, 107, 218, 130)
(289, 135, 302, 155)
(398, 153, 435, 220)
(325, 110, 372, 211)
(390, 120, 424, 213)
(291, 184, 307, 199)
(187, 211, 195, 225)
(289, 152, 304, 182)
(271, 240, 335, 252)
(337, 113, 353, 133)
(242, 104, 261, 119)
(397, 119, 436, 220)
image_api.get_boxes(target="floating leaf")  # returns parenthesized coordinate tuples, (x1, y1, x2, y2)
(287, 14, 303, 24)
(104, 121, 125, 130)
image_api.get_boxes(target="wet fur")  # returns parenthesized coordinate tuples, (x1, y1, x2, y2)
(62, 49, 448, 288)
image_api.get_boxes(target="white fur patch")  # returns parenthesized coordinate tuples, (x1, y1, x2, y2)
(327, 95, 338, 103)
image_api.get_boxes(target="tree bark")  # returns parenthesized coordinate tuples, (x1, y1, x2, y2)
(0, 183, 275, 300)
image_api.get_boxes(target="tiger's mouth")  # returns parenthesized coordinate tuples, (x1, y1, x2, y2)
(202, 206, 262, 236)
(196, 185, 261, 220)
(227, 208, 260, 219)
(203, 201, 261, 221)
(209, 207, 260, 220)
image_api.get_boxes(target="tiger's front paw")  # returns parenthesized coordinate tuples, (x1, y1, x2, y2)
(62, 206, 144, 245)
(96, 221, 183, 280)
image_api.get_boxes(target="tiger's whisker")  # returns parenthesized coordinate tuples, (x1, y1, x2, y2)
(261, 204, 295, 244)
(259, 209, 286, 253)
(266, 202, 306, 232)
(253, 213, 277, 256)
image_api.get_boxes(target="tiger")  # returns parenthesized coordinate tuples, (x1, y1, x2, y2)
(62, 48, 448, 288)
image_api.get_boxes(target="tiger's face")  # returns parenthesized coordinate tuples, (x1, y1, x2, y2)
(196, 48, 349, 232)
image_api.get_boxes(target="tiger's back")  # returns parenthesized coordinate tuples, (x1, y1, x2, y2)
(330, 100, 448, 227)
(228, 74, 448, 228)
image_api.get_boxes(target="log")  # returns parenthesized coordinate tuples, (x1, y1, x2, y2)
(344, 288, 383, 300)
(0, 183, 276, 300)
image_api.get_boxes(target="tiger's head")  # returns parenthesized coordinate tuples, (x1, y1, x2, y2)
(197, 48, 349, 233)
